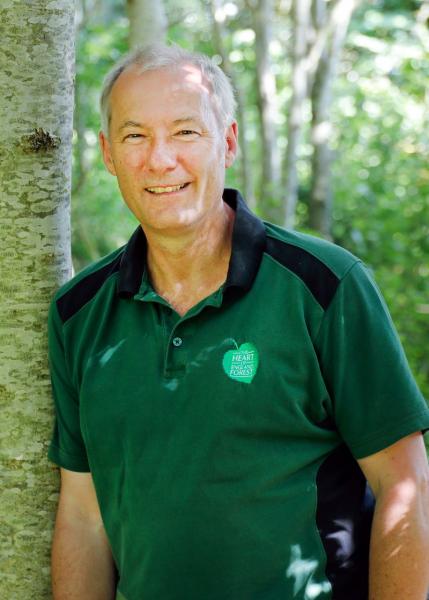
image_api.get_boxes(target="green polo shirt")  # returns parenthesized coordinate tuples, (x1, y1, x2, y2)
(48, 189, 429, 600)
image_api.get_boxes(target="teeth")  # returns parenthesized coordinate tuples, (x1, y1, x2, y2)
(146, 184, 187, 194)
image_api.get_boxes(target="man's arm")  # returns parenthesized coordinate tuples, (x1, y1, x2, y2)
(357, 432, 429, 600)
(51, 468, 117, 599)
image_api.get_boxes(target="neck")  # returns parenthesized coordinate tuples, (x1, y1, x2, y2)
(143, 201, 235, 314)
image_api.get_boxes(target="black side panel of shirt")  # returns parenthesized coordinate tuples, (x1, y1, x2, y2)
(316, 444, 374, 599)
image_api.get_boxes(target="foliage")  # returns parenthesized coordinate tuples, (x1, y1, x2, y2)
(72, 14, 136, 267)
(330, 6, 429, 397)
(72, 0, 429, 407)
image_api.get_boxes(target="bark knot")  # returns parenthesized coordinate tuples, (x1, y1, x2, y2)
(21, 128, 60, 153)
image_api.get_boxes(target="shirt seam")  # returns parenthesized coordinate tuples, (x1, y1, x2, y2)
(60, 271, 120, 328)
(313, 260, 363, 344)
(264, 228, 357, 274)
(348, 408, 429, 458)
(49, 442, 88, 462)
(262, 252, 327, 314)
(52, 302, 78, 396)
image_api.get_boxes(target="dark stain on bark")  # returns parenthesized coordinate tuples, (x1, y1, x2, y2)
(21, 128, 60, 153)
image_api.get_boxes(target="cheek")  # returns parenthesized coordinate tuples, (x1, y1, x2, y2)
(185, 143, 222, 172)
(115, 148, 145, 172)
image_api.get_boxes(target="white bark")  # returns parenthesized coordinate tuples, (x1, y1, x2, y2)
(0, 1, 75, 597)
(309, 0, 332, 235)
(283, 0, 358, 229)
(309, 0, 357, 235)
(127, 0, 168, 49)
(415, 0, 429, 52)
(252, 0, 281, 219)
(283, 0, 312, 228)
(209, 0, 255, 209)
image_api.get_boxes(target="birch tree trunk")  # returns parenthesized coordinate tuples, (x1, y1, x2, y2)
(283, 0, 312, 228)
(248, 0, 281, 220)
(126, 0, 168, 49)
(309, 0, 332, 236)
(209, 0, 255, 209)
(308, 0, 356, 235)
(0, 2, 75, 598)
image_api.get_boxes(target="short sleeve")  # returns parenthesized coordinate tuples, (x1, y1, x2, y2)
(315, 261, 429, 459)
(47, 298, 90, 472)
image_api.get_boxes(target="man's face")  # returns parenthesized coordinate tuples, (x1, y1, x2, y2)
(100, 64, 238, 235)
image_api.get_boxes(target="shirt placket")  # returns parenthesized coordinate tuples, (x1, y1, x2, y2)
(162, 309, 190, 378)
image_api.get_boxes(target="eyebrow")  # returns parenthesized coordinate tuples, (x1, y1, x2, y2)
(118, 120, 143, 131)
(118, 116, 204, 132)
(172, 116, 203, 126)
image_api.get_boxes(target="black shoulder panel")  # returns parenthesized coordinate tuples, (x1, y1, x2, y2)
(56, 254, 123, 324)
(265, 236, 340, 310)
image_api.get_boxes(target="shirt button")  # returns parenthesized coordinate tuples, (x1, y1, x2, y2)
(172, 337, 183, 347)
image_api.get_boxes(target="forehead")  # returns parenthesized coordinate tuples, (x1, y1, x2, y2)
(109, 64, 215, 126)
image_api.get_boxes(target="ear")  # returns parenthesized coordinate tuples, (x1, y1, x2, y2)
(224, 121, 238, 169)
(99, 131, 117, 176)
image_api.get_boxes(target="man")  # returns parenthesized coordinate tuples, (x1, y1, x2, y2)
(48, 44, 429, 600)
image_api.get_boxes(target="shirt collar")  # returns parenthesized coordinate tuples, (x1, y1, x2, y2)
(117, 188, 266, 298)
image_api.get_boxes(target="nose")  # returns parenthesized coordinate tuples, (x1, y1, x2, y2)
(145, 137, 177, 173)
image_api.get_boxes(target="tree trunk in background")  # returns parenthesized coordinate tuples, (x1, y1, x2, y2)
(73, 4, 89, 199)
(209, 0, 255, 209)
(309, 0, 332, 236)
(72, 5, 102, 263)
(415, 0, 429, 50)
(127, 0, 168, 49)
(0, 2, 75, 598)
(249, 0, 281, 221)
(308, 0, 356, 235)
(283, 0, 311, 228)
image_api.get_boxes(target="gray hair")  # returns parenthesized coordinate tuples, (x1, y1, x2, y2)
(99, 43, 237, 135)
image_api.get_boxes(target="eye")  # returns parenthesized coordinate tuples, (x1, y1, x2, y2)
(177, 129, 200, 137)
(122, 133, 148, 144)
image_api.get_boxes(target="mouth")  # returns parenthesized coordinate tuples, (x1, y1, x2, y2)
(145, 182, 190, 195)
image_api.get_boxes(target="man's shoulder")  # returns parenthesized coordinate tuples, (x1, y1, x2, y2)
(54, 245, 126, 300)
(51, 245, 126, 324)
(263, 221, 360, 281)
(261, 222, 362, 311)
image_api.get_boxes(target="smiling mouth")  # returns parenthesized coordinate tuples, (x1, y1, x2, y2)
(145, 183, 190, 194)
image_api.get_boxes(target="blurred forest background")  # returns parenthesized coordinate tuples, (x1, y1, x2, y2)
(72, 0, 429, 401)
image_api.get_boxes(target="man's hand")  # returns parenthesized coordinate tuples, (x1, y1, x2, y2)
(51, 468, 117, 599)
(358, 432, 429, 600)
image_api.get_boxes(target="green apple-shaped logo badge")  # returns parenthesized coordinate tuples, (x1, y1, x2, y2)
(222, 342, 259, 384)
